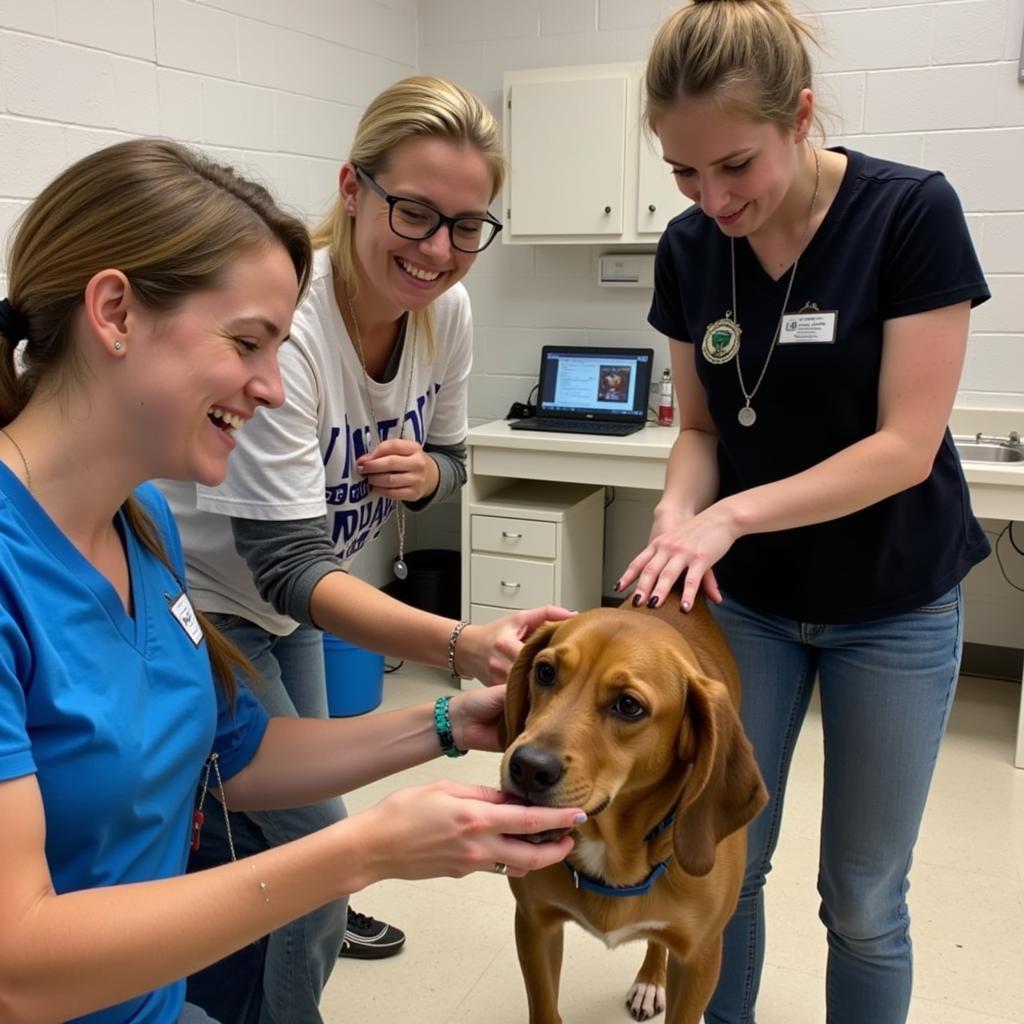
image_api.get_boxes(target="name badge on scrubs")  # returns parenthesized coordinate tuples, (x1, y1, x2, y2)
(779, 309, 838, 345)
(169, 592, 203, 647)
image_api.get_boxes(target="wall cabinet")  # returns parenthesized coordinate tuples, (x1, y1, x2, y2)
(503, 62, 690, 245)
(462, 480, 604, 626)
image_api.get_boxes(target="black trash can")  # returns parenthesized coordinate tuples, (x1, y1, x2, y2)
(383, 548, 461, 620)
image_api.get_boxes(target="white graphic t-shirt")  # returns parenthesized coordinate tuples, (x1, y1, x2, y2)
(161, 248, 472, 634)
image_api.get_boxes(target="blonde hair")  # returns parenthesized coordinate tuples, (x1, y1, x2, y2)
(645, 0, 822, 137)
(0, 137, 314, 699)
(312, 75, 505, 360)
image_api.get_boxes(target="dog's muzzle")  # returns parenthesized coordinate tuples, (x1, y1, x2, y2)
(506, 744, 575, 844)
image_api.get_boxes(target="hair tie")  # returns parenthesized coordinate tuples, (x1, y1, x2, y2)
(0, 298, 29, 343)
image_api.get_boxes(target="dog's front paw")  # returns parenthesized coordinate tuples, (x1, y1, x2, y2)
(625, 981, 666, 1021)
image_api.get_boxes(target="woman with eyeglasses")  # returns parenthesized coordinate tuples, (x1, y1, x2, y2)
(159, 76, 568, 1024)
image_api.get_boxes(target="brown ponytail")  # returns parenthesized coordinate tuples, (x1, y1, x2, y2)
(645, 0, 823, 136)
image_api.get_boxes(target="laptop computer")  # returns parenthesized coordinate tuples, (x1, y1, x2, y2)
(510, 344, 654, 437)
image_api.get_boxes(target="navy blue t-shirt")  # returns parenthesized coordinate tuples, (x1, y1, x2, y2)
(649, 148, 990, 623)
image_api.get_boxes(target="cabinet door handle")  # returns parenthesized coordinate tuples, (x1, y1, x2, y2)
(501, 531, 523, 540)
(604, 205, 612, 214)
(500, 580, 522, 590)
(648, 204, 657, 213)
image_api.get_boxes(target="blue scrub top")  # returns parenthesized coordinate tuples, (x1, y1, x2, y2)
(0, 470, 268, 1023)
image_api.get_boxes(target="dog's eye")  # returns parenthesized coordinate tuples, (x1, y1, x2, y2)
(613, 694, 646, 720)
(534, 661, 556, 687)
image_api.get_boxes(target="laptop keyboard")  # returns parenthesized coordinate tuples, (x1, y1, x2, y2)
(511, 418, 644, 436)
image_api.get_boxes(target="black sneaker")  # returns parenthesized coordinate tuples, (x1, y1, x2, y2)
(339, 907, 406, 960)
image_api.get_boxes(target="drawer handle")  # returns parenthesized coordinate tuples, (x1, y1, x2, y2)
(500, 580, 521, 590)
(501, 531, 523, 540)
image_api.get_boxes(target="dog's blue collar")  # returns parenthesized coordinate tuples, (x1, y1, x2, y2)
(564, 808, 676, 898)
(642, 809, 676, 843)
(566, 858, 670, 897)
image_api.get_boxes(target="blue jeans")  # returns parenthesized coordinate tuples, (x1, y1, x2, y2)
(704, 586, 963, 1024)
(187, 618, 347, 1024)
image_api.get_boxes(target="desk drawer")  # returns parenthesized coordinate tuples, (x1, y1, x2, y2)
(469, 603, 511, 625)
(471, 554, 554, 609)
(471, 515, 556, 559)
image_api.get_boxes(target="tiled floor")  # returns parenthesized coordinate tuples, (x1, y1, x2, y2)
(323, 667, 1024, 1023)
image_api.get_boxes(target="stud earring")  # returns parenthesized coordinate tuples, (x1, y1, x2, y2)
(113, 339, 123, 351)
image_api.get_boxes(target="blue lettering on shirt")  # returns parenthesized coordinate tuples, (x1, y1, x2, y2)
(322, 385, 436, 562)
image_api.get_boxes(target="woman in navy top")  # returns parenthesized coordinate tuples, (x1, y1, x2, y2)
(0, 139, 584, 1024)
(619, 2, 989, 1022)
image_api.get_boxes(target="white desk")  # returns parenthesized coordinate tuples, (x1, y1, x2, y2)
(462, 420, 674, 495)
(463, 418, 1024, 767)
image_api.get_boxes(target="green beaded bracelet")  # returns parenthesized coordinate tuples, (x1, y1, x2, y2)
(434, 695, 467, 758)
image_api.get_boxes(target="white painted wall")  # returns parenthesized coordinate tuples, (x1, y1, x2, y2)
(0, 0, 416, 586)
(1, 0, 1021, 634)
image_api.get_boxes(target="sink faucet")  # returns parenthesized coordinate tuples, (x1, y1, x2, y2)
(973, 431, 1021, 447)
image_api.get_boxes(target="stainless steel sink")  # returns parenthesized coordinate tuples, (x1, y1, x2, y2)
(953, 437, 1024, 463)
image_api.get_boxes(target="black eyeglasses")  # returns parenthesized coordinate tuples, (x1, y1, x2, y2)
(354, 165, 503, 253)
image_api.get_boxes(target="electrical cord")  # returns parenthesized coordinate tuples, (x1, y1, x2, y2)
(1010, 521, 1024, 558)
(506, 383, 539, 420)
(982, 522, 1024, 594)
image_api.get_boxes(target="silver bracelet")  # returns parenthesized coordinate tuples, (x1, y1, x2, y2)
(447, 619, 470, 679)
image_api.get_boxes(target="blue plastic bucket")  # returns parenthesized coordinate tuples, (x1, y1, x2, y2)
(323, 634, 384, 717)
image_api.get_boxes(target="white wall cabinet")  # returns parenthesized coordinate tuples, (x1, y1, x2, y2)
(462, 481, 604, 626)
(503, 62, 690, 245)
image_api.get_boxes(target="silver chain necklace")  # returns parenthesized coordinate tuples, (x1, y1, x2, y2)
(732, 145, 821, 427)
(0, 427, 32, 492)
(343, 288, 417, 581)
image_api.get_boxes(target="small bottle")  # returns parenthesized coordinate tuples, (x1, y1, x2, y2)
(658, 368, 674, 426)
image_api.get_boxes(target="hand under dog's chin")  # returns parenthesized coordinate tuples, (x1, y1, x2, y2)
(516, 826, 575, 844)
(501, 793, 576, 844)
(504, 793, 609, 844)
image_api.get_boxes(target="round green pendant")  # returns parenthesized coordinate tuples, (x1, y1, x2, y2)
(701, 316, 741, 365)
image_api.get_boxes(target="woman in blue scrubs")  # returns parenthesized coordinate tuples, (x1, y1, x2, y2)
(0, 137, 583, 1024)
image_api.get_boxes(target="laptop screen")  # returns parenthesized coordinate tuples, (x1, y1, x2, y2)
(536, 345, 654, 422)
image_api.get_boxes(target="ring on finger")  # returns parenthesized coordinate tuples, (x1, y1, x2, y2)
(492, 862, 508, 875)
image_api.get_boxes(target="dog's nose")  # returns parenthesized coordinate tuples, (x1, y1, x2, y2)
(508, 745, 565, 795)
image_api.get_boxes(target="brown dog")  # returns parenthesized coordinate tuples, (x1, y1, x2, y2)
(500, 597, 767, 1023)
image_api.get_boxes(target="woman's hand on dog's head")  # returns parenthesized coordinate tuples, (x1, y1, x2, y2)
(456, 605, 576, 686)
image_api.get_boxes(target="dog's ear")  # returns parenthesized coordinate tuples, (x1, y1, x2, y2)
(672, 672, 768, 877)
(497, 620, 560, 750)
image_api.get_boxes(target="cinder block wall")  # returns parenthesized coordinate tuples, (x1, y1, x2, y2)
(2, 0, 1021, 632)
(0, 0, 416, 586)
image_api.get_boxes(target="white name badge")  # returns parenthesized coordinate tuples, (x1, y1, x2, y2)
(779, 311, 838, 344)
(169, 592, 203, 647)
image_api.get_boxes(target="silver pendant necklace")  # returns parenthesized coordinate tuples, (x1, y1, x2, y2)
(343, 287, 416, 581)
(730, 146, 821, 427)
